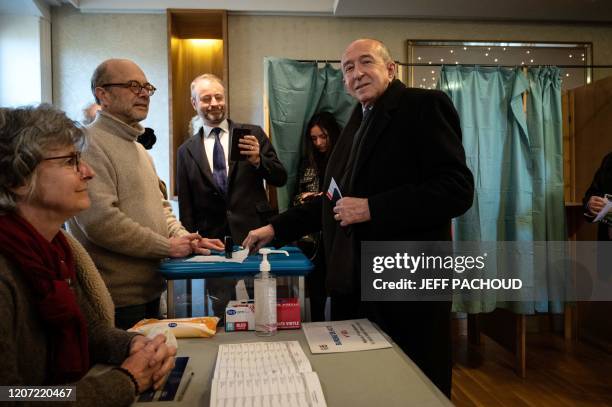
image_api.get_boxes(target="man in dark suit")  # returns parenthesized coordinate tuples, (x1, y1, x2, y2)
(584, 152, 612, 241)
(177, 74, 287, 243)
(177, 74, 286, 317)
(243, 39, 474, 397)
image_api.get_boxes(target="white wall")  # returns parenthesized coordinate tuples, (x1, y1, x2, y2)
(227, 15, 612, 125)
(0, 15, 48, 107)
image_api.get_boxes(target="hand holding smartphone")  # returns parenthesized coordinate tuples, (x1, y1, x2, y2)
(230, 128, 251, 161)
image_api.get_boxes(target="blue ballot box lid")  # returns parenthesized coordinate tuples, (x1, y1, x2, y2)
(159, 246, 313, 280)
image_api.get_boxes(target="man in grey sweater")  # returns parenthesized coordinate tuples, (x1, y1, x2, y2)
(69, 59, 223, 329)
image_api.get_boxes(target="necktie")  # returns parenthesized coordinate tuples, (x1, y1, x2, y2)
(211, 127, 228, 195)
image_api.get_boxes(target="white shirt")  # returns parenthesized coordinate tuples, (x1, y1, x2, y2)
(201, 119, 229, 175)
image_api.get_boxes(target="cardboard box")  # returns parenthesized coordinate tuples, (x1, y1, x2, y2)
(225, 300, 255, 332)
(277, 298, 301, 330)
(225, 298, 301, 331)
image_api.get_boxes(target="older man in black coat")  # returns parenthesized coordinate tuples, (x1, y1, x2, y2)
(243, 38, 474, 397)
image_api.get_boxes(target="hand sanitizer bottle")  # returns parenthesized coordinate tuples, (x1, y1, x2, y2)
(255, 248, 289, 336)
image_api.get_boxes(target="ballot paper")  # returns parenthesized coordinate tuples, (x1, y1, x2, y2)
(185, 247, 249, 263)
(326, 177, 342, 202)
(594, 198, 612, 223)
(210, 341, 327, 407)
(302, 319, 392, 354)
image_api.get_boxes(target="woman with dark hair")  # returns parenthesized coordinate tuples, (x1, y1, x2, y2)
(0, 105, 176, 406)
(293, 112, 341, 205)
(292, 111, 341, 321)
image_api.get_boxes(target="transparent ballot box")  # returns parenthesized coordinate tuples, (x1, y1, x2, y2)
(159, 246, 313, 321)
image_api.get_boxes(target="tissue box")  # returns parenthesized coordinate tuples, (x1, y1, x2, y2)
(225, 298, 301, 331)
(225, 300, 255, 332)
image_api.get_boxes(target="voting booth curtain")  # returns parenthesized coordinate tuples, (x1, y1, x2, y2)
(264, 58, 355, 212)
(439, 66, 566, 314)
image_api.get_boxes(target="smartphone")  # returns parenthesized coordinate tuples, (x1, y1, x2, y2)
(230, 128, 251, 161)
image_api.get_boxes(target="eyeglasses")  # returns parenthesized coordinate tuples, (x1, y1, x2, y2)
(199, 94, 225, 104)
(43, 151, 82, 173)
(100, 80, 157, 96)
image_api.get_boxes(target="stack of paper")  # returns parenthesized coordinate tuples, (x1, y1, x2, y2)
(211, 341, 327, 407)
(302, 319, 392, 354)
(185, 248, 250, 263)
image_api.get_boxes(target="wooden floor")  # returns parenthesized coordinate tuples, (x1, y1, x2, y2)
(452, 332, 612, 406)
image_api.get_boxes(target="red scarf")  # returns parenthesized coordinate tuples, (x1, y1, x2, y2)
(0, 213, 89, 383)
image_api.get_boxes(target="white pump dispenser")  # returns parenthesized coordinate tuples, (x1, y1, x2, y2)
(254, 248, 289, 336)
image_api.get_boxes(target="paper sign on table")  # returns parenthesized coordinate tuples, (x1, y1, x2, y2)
(302, 319, 392, 354)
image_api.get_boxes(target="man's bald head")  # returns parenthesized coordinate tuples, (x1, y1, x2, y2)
(91, 58, 136, 104)
(343, 38, 394, 64)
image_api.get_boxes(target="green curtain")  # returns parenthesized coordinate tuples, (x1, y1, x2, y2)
(264, 57, 355, 212)
(439, 66, 566, 314)
(527, 67, 566, 314)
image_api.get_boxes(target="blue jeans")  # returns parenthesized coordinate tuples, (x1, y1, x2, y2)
(115, 297, 160, 330)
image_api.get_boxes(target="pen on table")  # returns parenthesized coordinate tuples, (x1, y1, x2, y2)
(177, 371, 194, 402)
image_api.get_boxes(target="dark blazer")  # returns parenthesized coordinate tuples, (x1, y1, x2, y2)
(177, 119, 287, 242)
(583, 152, 612, 241)
(270, 80, 474, 396)
(272, 79, 474, 283)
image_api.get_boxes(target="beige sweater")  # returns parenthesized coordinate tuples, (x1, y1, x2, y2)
(0, 232, 138, 406)
(68, 111, 187, 307)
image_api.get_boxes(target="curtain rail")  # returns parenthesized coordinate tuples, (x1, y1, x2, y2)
(295, 60, 612, 68)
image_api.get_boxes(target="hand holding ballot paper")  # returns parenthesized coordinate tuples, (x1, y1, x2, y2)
(587, 193, 612, 224)
(329, 177, 371, 227)
(242, 176, 373, 253)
